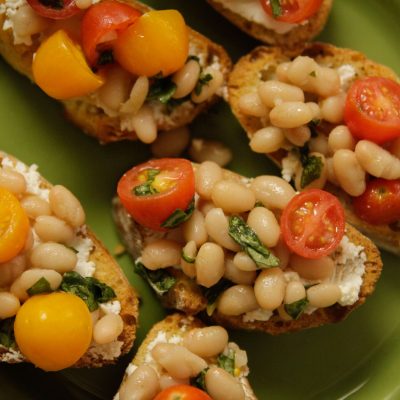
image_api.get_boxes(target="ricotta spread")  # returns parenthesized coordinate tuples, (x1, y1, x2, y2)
(281, 150, 300, 182)
(337, 64, 357, 91)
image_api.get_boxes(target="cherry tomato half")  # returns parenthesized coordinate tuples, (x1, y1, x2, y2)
(81, 0, 141, 66)
(280, 189, 345, 259)
(353, 178, 400, 225)
(344, 77, 400, 144)
(117, 158, 195, 231)
(27, 0, 80, 20)
(260, 0, 323, 23)
(154, 385, 212, 400)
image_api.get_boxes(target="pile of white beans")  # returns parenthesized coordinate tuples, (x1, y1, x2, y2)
(139, 161, 348, 321)
(0, 160, 123, 347)
(238, 55, 400, 197)
(118, 324, 248, 400)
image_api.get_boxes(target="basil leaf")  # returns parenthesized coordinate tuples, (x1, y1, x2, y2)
(181, 250, 195, 264)
(308, 119, 321, 138)
(190, 368, 208, 391)
(60, 271, 116, 312)
(300, 155, 323, 188)
(161, 198, 195, 229)
(270, 0, 282, 18)
(97, 50, 114, 66)
(217, 349, 235, 375)
(0, 318, 16, 349)
(27, 277, 52, 296)
(194, 73, 213, 96)
(134, 262, 176, 295)
(284, 298, 309, 320)
(309, 70, 317, 77)
(133, 169, 160, 197)
(203, 279, 233, 316)
(38, 0, 63, 10)
(147, 76, 177, 104)
(228, 216, 280, 268)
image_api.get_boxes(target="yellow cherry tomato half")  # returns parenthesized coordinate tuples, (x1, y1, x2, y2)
(0, 188, 29, 263)
(114, 10, 189, 77)
(32, 30, 104, 100)
(14, 292, 93, 371)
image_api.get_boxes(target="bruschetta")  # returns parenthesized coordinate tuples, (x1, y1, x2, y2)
(0, 0, 231, 144)
(112, 158, 382, 334)
(206, 0, 332, 49)
(0, 151, 139, 370)
(114, 313, 257, 400)
(227, 42, 400, 255)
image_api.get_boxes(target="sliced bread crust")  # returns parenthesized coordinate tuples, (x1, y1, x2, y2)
(227, 42, 400, 255)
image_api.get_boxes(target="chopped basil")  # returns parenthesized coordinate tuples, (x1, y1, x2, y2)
(270, 0, 282, 18)
(60, 271, 116, 312)
(187, 55, 200, 63)
(0, 318, 16, 349)
(203, 279, 233, 316)
(228, 216, 280, 268)
(191, 368, 208, 391)
(254, 201, 264, 207)
(300, 154, 323, 189)
(181, 250, 195, 264)
(284, 298, 309, 320)
(309, 70, 317, 77)
(161, 198, 195, 229)
(194, 73, 213, 96)
(38, 0, 63, 10)
(217, 349, 235, 375)
(134, 261, 176, 296)
(27, 277, 52, 296)
(133, 169, 160, 197)
(147, 75, 177, 104)
(308, 119, 321, 138)
(97, 50, 114, 66)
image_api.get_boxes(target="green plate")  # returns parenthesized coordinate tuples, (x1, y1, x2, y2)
(0, 0, 400, 399)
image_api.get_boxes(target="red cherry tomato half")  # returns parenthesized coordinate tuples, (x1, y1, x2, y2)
(260, 0, 323, 23)
(280, 189, 345, 259)
(81, 0, 141, 66)
(27, 0, 80, 20)
(117, 158, 195, 231)
(153, 385, 212, 400)
(344, 77, 400, 144)
(353, 178, 400, 225)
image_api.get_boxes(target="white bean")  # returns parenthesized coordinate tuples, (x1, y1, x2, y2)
(159, 375, 189, 390)
(284, 281, 306, 304)
(249, 126, 285, 153)
(119, 365, 160, 400)
(0, 292, 20, 318)
(258, 80, 305, 108)
(333, 149, 366, 196)
(355, 140, 400, 179)
(120, 76, 149, 115)
(93, 314, 124, 344)
(290, 254, 335, 281)
(320, 93, 346, 123)
(195, 161, 223, 200)
(152, 343, 207, 379)
(270, 102, 313, 129)
(273, 237, 291, 269)
(34, 215, 75, 243)
(0, 254, 27, 287)
(325, 157, 339, 186)
(150, 126, 190, 158)
(205, 366, 245, 400)
(172, 59, 201, 99)
(254, 268, 286, 311)
(183, 326, 228, 358)
(313, 67, 341, 98)
(0, 168, 26, 194)
(308, 134, 330, 156)
(276, 62, 291, 82)
(250, 175, 295, 210)
(196, 242, 225, 288)
(131, 105, 157, 144)
(30, 243, 77, 273)
(189, 139, 232, 167)
(306, 102, 321, 120)
(141, 239, 181, 270)
(191, 68, 224, 104)
(217, 285, 259, 316)
(238, 92, 268, 117)
(20, 195, 51, 219)
(247, 207, 280, 248)
(182, 209, 208, 247)
(287, 56, 319, 88)
(328, 125, 356, 152)
(224, 257, 256, 285)
(307, 283, 342, 308)
(284, 126, 311, 147)
(233, 252, 257, 272)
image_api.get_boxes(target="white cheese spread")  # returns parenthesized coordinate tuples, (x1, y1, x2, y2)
(243, 308, 273, 322)
(87, 340, 123, 360)
(281, 150, 300, 182)
(337, 64, 357, 91)
(100, 300, 122, 315)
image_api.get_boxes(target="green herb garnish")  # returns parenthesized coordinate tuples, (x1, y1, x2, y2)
(270, 0, 282, 18)
(134, 261, 176, 295)
(161, 198, 195, 229)
(194, 73, 213, 96)
(181, 250, 195, 264)
(0, 318, 16, 349)
(133, 169, 160, 197)
(228, 216, 280, 268)
(38, 0, 63, 10)
(60, 271, 116, 312)
(191, 368, 208, 391)
(309, 70, 317, 77)
(308, 119, 321, 138)
(300, 155, 323, 189)
(27, 277, 52, 296)
(147, 75, 177, 104)
(97, 50, 114, 66)
(203, 279, 233, 316)
(217, 349, 235, 375)
(284, 298, 309, 320)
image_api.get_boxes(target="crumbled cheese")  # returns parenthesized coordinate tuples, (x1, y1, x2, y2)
(281, 151, 300, 182)
(69, 229, 96, 277)
(243, 308, 273, 323)
(211, 0, 299, 34)
(87, 340, 123, 360)
(0, 346, 24, 363)
(100, 300, 121, 315)
(337, 64, 357, 91)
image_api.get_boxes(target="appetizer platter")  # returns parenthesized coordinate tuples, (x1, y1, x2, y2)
(0, 0, 400, 399)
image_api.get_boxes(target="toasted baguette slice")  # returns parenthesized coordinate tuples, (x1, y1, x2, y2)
(115, 313, 257, 400)
(206, 0, 332, 49)
(0, 0, 231, 144)
(0, 151, 139, 367)
(227, 42, 400, 255)
(112, 162, 382, 335)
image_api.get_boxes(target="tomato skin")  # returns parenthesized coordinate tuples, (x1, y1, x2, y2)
(81, 0, 141, 66)
(154, 385, 212, 400)
(352, 178, 400, 225)
(27, 0, 80, 20)
(344, 77, 400, 144)
(117, 158, 195, 231)
(280, 189, 345, 259)
(260, 0, 323, 23)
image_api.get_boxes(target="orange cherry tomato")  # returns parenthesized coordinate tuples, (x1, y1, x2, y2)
(154, 385, 212, 400)
(260, 0, 323, 23)
(81, 0, 141, 66)
(114, 10, 189, 77)
(117, 158, 195, 231)
(280, 189, 345, 259)
(344, 77, 400, 144)
(0, 188, 29, 263)
(14, 292, 93, 371)
(32, 29, 104, 100)
(27, 0, 80, 20)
